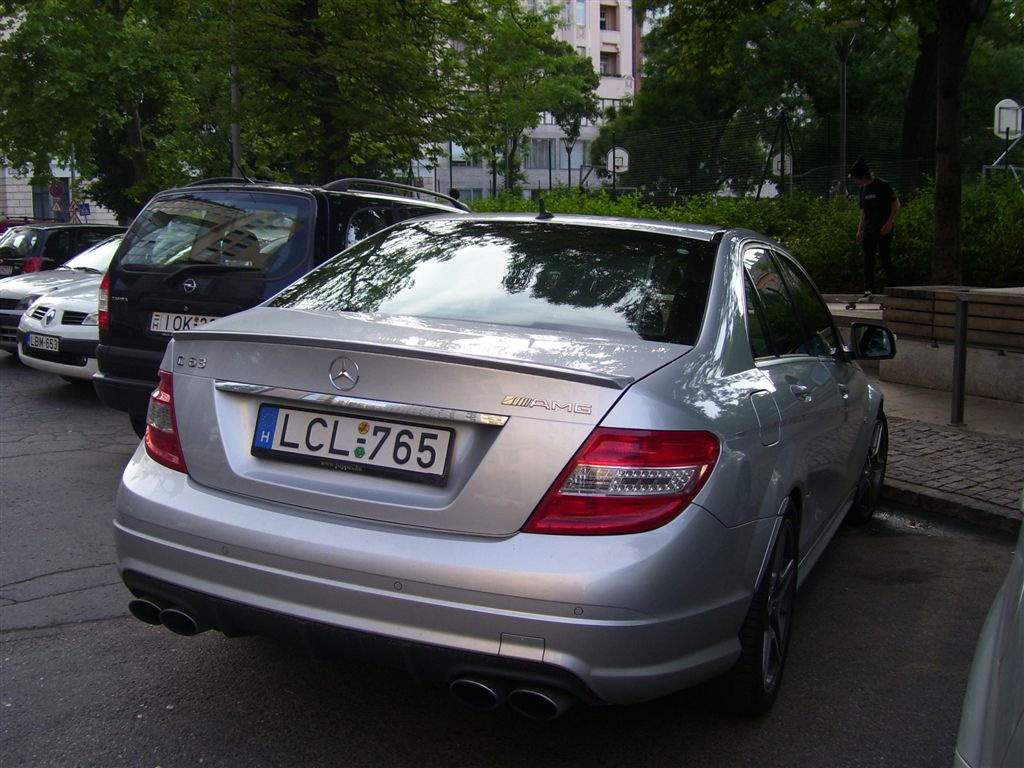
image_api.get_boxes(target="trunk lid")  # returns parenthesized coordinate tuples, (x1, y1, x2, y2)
(169, 308, 689, 536)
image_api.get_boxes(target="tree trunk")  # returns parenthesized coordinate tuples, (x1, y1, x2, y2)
(900, 27, 937, 193)
(932, 0, 991, 285)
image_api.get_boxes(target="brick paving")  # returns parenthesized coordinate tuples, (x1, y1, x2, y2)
(884, 417, 1024, 533)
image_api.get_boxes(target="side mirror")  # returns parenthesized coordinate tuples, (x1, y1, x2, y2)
(848, 323, 897, 360)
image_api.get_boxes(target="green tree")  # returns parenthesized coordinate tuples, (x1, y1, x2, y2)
(456, 1, 598, 193)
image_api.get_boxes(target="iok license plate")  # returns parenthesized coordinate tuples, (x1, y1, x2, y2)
(252, 405, 454, 485)
(149, 312, 219, 334)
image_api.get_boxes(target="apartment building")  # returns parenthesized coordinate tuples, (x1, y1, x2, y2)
(421, 0, 639, 201)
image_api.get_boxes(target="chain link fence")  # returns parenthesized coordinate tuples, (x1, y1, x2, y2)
(598, 113, 927, 201)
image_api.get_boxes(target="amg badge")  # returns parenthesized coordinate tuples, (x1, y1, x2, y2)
(502, 396, 592, 415)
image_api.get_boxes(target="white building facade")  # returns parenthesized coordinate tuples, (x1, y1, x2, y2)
(421, 0, 639, 201)
(1, 164, 120, 225)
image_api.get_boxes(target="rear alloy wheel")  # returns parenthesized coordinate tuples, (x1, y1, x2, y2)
(714, 510, 797, 716)
(846, 410, 888, 526)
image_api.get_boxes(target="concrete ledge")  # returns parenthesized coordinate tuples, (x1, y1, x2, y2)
(879, 338, 1024, 403)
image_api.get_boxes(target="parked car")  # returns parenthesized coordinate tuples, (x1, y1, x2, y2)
(17, 276, 103, 381)
(94, 177, 469, 436)
(0, 216, 55, 235)
(0, 222, 124, 276)
(954, 487, 1024, 768)
(116, 213, 896, 719)
(0, 235, 123, 353)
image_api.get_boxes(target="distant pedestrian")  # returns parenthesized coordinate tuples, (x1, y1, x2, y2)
(850, 157, 900, 297)
(448, 187, 460, 200)
(829, 179, 842, 198)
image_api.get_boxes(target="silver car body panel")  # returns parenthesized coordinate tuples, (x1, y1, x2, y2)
(115, 215, 884, 705)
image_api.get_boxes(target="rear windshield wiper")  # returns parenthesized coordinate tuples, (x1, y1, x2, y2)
(162, 262, 263, 283)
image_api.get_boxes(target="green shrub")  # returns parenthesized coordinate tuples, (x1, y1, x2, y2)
(473, 182, 1024, 292)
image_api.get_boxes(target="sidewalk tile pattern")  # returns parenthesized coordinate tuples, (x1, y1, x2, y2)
(886, 417, 1024, 530)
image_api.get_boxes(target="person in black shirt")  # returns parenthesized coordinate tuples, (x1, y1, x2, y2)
(850, 157, 900, 297)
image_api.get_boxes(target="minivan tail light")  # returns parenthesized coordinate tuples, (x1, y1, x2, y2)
(98, 271, 110, 331)
(523, 429, 719, 535)
(144, 370, 188, 473)
(23, 256, 43, 273)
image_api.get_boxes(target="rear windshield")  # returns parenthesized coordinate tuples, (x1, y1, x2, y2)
(118, 191, 313, 282)
(0, 228, 40, 256)
(270, 219, 716, 345)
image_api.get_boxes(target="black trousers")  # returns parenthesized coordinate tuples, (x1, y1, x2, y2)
(862, 233, 894, 294)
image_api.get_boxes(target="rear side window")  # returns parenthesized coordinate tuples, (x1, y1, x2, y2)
(743, 246, 805, 356)
(43, 229, 73, 260)
(118, 191, 314, 281)
(271, 219, 716, 345)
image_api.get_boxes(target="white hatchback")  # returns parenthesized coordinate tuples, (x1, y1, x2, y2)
(17, 276, 103, 381)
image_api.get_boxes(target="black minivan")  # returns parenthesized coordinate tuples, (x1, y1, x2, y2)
(94, 178, 469, 435)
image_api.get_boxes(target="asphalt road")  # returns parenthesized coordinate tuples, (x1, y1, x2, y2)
(0, 353, 1017, 768)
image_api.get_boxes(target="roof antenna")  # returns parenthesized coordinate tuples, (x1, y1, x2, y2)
(537, 198, 554, 221)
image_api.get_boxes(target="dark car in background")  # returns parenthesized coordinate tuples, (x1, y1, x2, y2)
(94, 177, 469, 436)
(0, 223, 125, 276)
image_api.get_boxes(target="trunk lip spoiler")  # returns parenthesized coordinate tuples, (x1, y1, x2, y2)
(178, 332, 655, 389)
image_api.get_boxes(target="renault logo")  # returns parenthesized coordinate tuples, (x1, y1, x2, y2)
(43, 308, 57, 326)
(329, 356, 360, 391)
(182, 278, 198, 294)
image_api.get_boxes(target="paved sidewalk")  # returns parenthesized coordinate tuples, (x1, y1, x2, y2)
(868, 375, 1024, 534)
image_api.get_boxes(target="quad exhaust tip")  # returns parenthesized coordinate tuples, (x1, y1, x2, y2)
(449, 676, 574, 719)
(128, 596, 208, 636)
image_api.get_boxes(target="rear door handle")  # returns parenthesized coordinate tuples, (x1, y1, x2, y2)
(789, 384, 811, 402)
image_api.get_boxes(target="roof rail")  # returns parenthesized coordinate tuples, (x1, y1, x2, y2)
(185, 176, 275, 187)
(322, 178, 471, 212)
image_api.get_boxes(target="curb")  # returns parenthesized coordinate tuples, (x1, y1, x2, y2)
(882, 479, 1022, 536)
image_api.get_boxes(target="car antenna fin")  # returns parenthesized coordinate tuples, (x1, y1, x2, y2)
(537, 198, 554, 221)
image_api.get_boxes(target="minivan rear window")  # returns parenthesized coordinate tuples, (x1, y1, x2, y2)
(118, 191, 313, 281)
(271, 219, 716, 345)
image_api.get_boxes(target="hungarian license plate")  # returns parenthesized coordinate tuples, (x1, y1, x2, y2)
(252, 405, 454, 485)
(0, 265, 13, 276)
(27, 333, 59, 352)
(149, 312, 219, 334)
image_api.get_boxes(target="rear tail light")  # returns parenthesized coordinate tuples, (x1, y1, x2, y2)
(523, 428, 719, 535)
(98, 271, 110, 331)
(144, 370, 188, 473)
(23, 256, 43, 273)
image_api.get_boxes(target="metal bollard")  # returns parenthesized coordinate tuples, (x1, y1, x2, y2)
(950, 293, 969, 426)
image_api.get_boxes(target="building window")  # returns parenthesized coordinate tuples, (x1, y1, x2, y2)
(600, 52, 619, 76)
(576, 0, 586, 26)
(599, 4, 618, 30)
(524, 139, 554, 170)
(558, 141, 589, 170)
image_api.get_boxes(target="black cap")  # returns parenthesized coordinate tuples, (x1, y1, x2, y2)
(849, 157, 870, 178)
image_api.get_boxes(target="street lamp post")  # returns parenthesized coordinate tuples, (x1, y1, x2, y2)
(834, 20, 860, 195)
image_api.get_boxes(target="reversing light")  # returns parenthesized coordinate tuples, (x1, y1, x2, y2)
(523, 428, 719, 535)
(98, 271, 110, 331)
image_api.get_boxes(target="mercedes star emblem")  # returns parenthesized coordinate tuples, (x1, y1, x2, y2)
(329, 356, 360, 391)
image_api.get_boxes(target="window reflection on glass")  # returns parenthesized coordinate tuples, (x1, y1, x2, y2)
(273, 220, 717, 346)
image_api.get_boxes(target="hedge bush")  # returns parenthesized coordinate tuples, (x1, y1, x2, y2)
(472, 179, 1024, 293)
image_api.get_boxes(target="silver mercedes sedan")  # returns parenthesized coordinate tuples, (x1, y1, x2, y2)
(115, 213, 895, 719)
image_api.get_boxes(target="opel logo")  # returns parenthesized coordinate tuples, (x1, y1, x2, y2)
(182, 278, 198, 294)
(43, 308, 57, 326)
(329, 356, 360, 391)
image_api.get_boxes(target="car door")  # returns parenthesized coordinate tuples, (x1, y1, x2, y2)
(772, 249, 869, 510)
(742, 244, 845, 555)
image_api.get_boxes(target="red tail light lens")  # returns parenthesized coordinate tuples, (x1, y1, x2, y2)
(23, 256, 43, 273)
(144, 370, 188, 473)
(523, 429, 719, 535)
(98, 271, 110, 332)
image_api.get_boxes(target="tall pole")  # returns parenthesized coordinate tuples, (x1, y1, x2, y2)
(838, 40, 849, 194)
(230, 64, 242, 176)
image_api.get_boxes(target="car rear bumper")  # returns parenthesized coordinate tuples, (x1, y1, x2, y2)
(94, 343, 162, 414)
(115, 445, 776, 706)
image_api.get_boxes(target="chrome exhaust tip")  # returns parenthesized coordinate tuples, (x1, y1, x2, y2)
(449, 677, 507, 711)
(507, 686, 575, 720)
(158, 606, 208, 636)
(128, 596, 168, 626)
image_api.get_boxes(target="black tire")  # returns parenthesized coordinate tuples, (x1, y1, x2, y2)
(713, 509, 798, 716)
(845, 410, 888, 526)
(129, 413, 148, 439)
